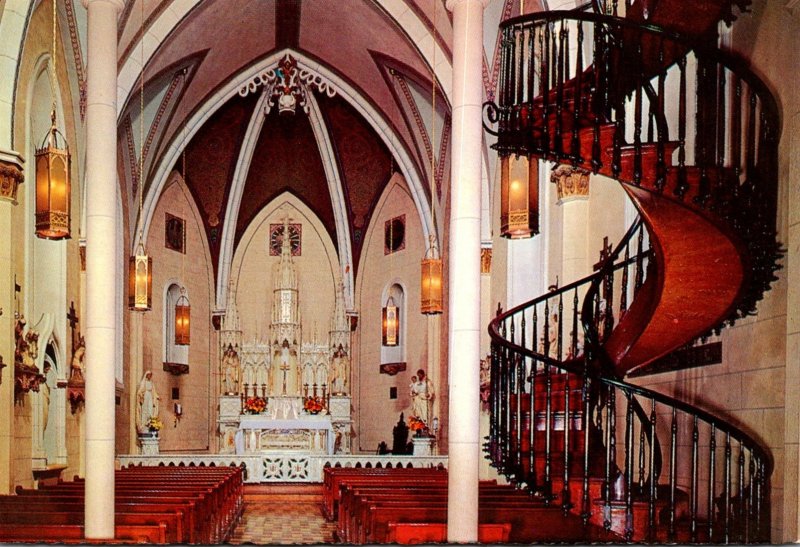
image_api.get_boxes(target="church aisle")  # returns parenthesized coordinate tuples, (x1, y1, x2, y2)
(227, 500, 336, 544)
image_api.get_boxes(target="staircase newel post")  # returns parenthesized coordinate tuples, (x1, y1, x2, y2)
(708, 424, 717, 542)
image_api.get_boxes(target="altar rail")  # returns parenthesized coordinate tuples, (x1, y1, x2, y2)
(117, 454, 448, 484)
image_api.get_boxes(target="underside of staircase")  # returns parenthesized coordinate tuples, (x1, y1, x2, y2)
(485, 0, 779, 543)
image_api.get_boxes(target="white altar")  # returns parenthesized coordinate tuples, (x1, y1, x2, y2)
(235, 414, 334, 455)
(216, 218, 354, 456)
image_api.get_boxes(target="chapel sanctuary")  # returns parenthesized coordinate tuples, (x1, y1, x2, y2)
(0, 0, 797, 544)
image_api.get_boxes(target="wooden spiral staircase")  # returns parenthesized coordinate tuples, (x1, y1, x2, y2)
(483, 0, 780, 543)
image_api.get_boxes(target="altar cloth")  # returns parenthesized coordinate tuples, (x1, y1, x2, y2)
(234, 415, 335, 455)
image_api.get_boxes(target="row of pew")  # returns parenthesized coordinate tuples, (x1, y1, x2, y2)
(324, 466, 571, 544)
(0, 465, 244, 544)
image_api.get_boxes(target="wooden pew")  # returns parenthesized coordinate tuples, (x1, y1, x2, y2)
(0, 523, 167, 544)
(322, 467, 446, 519)
(386, 522, 512, 544)
(4, 466, 243, 544)
(0, 511, 183, 543)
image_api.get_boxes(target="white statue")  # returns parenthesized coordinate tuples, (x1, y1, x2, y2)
(410, 368, 435, 426)
(271, 339, 298, 395)
(221, 344, 240, 395)
(69, 336, 85, 384)
(136, 371, 160, 433)
(330, 344, 349, 395)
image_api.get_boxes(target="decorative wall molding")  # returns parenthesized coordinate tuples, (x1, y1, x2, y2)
(550, 164, 590, 203)
(238, 53, 337, 112)
(118, 453, 448, 483)
(0, 152, 24, 204)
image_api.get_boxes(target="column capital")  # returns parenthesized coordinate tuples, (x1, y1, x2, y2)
(81, 0, 125, 12)
(551, 164, 590, 203)
(0, 149, 24, 205)
(446, 0, 492, 11)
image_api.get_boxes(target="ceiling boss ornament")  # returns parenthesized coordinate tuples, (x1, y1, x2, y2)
(238, 53, 337, 114)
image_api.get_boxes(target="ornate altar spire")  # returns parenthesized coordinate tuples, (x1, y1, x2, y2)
(329, 279, 350, 354)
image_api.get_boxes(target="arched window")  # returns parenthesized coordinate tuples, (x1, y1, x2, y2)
(164, 283, 189, 369)
(380, 283, 405, 366)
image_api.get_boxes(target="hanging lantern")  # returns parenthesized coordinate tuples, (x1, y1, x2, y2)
(500, 153, 539, 238)
(128, 242, 153, 311)
(35, 111, 71, 240)
(382, 296, 399, 346)
(421, 238, 443, 315)
(174, 290, 190, 345)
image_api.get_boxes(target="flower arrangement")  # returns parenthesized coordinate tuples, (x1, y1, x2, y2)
(408, 415, 427, 433)
(244, 396, 267, 414)
(147, 416, 163, 432)
(303, 396, 325, 415)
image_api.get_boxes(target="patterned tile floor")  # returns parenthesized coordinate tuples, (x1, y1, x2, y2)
(227, 501, 336, 544)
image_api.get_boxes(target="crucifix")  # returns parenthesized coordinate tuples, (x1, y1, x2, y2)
(593, 236, 613, 271)
(67, 301, 80, 351)
(280, 362, 290, 395)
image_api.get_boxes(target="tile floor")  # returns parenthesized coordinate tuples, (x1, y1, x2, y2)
(227, 501, 336, 544)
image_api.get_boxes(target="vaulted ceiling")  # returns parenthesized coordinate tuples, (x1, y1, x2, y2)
(111, 0, 549, 301)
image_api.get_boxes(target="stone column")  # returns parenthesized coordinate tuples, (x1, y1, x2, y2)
(552, 165, 590, 283)
(0, 150, 23, 494)
(445, 0, 487, 542)
(83, 0, 123, 538)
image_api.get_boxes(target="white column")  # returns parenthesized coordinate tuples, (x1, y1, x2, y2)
(445, 0, 487, 542)
(83, 0, 123, 538)
(0, 149, 22, 494)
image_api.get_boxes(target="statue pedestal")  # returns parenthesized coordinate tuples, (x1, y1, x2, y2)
(412, 435, 435, 456)
(218, 395, 242, 454)
(139, 433, 160, 456)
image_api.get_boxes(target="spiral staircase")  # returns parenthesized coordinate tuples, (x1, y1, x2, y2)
(483, 0, 780, 543)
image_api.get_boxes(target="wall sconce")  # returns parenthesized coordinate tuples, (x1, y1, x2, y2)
(174, 289, 190, 345)
(500, 154, 539, 238)
(382, 296, 399, 346)
(174, 401, 182, 427)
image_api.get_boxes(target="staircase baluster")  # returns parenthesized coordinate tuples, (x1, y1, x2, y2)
(562, 371, 571, 515)
(695, 54, 711, 206)
(708, 424, 716, 542)
(756, 459, 766, 541)
(502, 320, 511, 474)
(716, 63, 727, 200)
(634, 224, 645, 294)
(545, 360, 553, 501)
(675, 56, 688, 199)
(572, 21, 584, 165)
(520, 311, 527, 484)
(620, 244, 630, 317)
(633, 43, 644, 186)
(624, 392, 635, 541)
(746, 89, 757, 189)
(603, 268, 614, 340)
(731, 76, 742, 201)
(581, 363, 592, 525)
(747, 450, 755, 542)
(738, 444, 746, 542)
(526, 26, 535, 110)
(542, 23, 550, 155)
(668, 407, 677, 542)
(648, 397, 657, 541)
(591, 21, 603, 172)
(528, 356, 538, 492)
(557, 293, 564, 361)
(555, 22, 567, 156)
(655, 39, 667, 192)
(690, 415, 699, 542)
(515, 27, 525, 136)
(515, 341, 524, 482)
(638, 414, 645, 493)
(612, 90, 624, 180)
(571, 288, 579, 359)
(724, 431, 732, 543)
(603, 385, 615, 530)
(490, 341, 499, 465)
